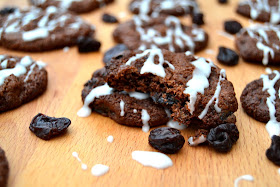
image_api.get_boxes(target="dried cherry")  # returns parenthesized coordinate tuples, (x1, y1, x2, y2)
(77, 36, 101, 53)
(103, 44, 128, 64)
(217, 47, 239, 66)
(29, 113, 71, 140)
(224, 20, 243, 34)
(149, 127, 185, 154)
(207, 123, 239, 152)
(192, 13, 204, 25)
(266, 135, 280, 166)
(102, 13, 118, 23)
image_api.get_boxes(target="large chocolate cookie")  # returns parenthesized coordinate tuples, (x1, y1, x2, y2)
(30, 0, 114, 14)
(0, 147, 9, 187)
(236, 0, 280, 24)
(77, 68, 169, 129)
(129, 0, 201, 17)
(241, 70, 280, 123)
(113, 15, 208, 53)
(0, 6, 95, 52)
(0, 55, 48, 112)
(105, 49, 238, 129)
(235, 24, 280, 65)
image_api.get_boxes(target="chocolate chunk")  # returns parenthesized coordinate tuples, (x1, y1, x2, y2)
(29, 113, 71, 140)
(102, 13, 118, 23)
(77, 37, 101, 53)
(217, 47, 239, 66)
(149, 127, 185, 154)
(224, 20, 242, 34)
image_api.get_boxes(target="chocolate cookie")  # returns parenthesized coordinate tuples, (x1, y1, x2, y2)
(236, 0, 280, 24)
(113, 15, 208, 53)
(105, 49, 238, 129)
(129, 0, 201, 17)
(241, 71, 280, 123)
(0, 6, 95, 52)
(235, 24, 280, 65)
(30, 0, 114, 14)
(0, 55, 48, 112)
(77, 68, 169, 130)
(0, 147, 9, 187)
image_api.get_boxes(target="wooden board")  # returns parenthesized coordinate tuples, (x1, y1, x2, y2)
(0, 0, 279, 186)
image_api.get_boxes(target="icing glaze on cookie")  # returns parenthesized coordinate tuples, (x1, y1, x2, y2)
(184, 55, 214, 114)
(141, 109, 150, 132)
(261, 70, 280, 137)
(133, 15, 205, 53)
(239, 0, 280, 24)
(130, 0, 200, 16)
(198, 69, 226, 119)
(188, 135, 207, 146)
(238, 24, 280, 65)
(0, 55, 45, 85)
(126, 48, 175, 78)
(0, 6, 94, 42)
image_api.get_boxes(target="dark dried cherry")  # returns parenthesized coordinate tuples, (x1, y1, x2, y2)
(103, 44, 128, 64)
(224, 20, 243, 34)
(217, 47, 239, 66)
(207, 123, 239, 152)
(29, 113, 71, 140)
(0, 7, 16, 16)
(192, 13, 204, 25)
(218, 0, 228, 4)
(102, 13, 119, 23)
(77, 36, 101, 53)
(266, 135, 280, 166)
(149, 127, 185, 154)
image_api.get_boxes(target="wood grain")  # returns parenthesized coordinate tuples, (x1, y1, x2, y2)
(0, 0, 279, 186)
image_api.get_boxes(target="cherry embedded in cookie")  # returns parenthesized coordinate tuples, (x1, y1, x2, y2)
(266, 135, 280, 166)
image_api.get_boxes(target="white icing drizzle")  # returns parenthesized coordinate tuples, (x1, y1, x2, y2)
(133, 15, 205, 53)
(77, 83, 114, 117)
(217, 31, 235, 40)
(234, 175, 254, 187)
(63, 46, 70, 52)
(132, 151, 173, 169)
(0, 56, 44, 86)
(120, 100, 125, 116)
(107, 135, 114, 143)
(128, 92, 149, 100)
(205, 49, 215, 55)
(278, 168, 280, 174)
(133, 109, 137, 113)
(198, 69, 226, 119)
(240, 0, 280, 24)
(130, 0, 201, 16)
(184, 56, 214, 114)
(72, 152, 88, 170)
(126, 48, 174, 78)
(0, 6, 88, 42)
(261, 70, 280, 137)
(167, 120, 187, 130)
(188, 135, 207, 146)
(91, 164, 109, 177)
(141, 109, 150, 132)
(265, 67, 272, 74)
(238, 24, 280, 65)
